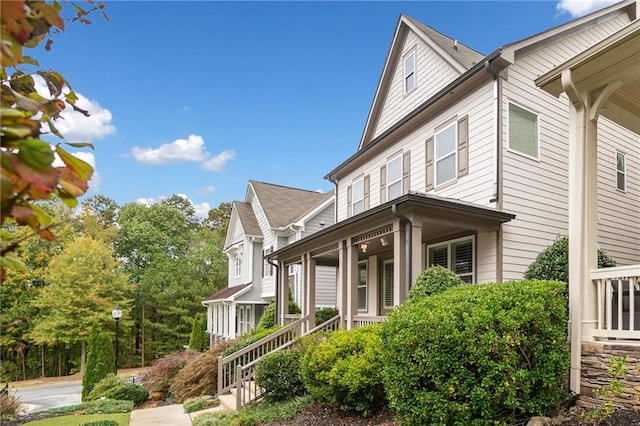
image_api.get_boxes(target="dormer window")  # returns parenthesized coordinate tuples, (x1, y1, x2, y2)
(403, 50, 416, 94)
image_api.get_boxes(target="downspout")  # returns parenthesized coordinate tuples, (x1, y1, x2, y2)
(330, 178, 338, 223)
(391, 204, 412, 292)
(267, 257, 280, 325)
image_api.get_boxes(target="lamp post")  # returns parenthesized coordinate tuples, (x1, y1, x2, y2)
(111, 307, 122, 374)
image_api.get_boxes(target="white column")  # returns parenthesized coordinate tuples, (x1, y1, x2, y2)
(346, 240, 359, 329)
(393, 220, 407, 306)
(411, 217, 424, 291)
(337, 240, 348, 328)
(305, 254, 316, 331)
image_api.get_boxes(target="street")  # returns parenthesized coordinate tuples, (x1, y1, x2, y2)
(13, 381, 82, 414)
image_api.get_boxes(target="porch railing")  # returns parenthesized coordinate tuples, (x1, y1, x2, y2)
(592, 265, 640, 340)
(353, 315, 386, 328)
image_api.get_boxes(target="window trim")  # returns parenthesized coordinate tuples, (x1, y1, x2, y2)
(403, 49, 416, 94)
(387, 154, 403, 200)
(234, 254, 242, 278)
(616, 151, 627, 192)
(263, 247, 273, 277)
(426, 235, 475, 283)
(434, 122, 457, 187)
(507, 101, 540, 161)
(357, 260, 368, 312)
(352, 176, 365, 216)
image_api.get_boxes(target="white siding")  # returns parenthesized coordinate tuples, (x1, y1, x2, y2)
(302, 204, 335, 238)
(500, 12, 637, 280)
(374, 31, 460, 139)
(476, 231, 497, 283)
(316, 266, 337, 308)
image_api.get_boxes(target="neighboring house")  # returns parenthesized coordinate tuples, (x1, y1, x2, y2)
(202, 180, 335, 343)
(268, 0, 639, 403)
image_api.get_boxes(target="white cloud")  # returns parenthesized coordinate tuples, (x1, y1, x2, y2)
(197, 185, 216, 195)
(132, 135, 208, 165)
(192, 202, 211, 218)
(136, 196, 166, 206)
(556, 0, 618, 17)
(201, 150, 236, 171)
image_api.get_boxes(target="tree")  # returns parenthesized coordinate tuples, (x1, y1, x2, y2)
(189, 313, 208, 352)
(1, 1, 108, 279)
(31, 236, 131, 373)
(82, 324, 115, 401)
(205, 202, 232, 238)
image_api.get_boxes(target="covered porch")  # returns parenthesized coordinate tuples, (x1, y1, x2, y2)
(269, 192, 514, 331)
(536, 19, 640, 396)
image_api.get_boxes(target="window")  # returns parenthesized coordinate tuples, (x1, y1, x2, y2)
(357, 261, 367, 311)
(427, 236, 474, 283)
(383, 260, 394, 309)
(352, 177, 364, 215)
(435, 123, 457, 186)
(404, 50, 416, 93)
(387, 155, 402, 200)
(234, 255, 242, 278)
(617, 152, 626, 191)
(509, 102, 539, 159)
(263, 247, 273, 277)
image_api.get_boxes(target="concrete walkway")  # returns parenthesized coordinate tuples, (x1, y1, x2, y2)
(129, 403, 226, 425)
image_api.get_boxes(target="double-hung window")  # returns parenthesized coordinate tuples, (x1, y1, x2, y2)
(403, 50, 416, 93)
(234, 255, 242, 278)
(263, 247, 272, 277)
(509, 102, 539, 159)
(357, 261, 367, 311)
(427, 236, 474, 283)
(617, 151, 626, 192)
(387, 154, 402, 200)
(352, 177, 365, 215)
(435, 123, 457, 186)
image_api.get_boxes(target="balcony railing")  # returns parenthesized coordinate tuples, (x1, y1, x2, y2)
(353, 315, 386, 328)
(592, 265, 640, 340)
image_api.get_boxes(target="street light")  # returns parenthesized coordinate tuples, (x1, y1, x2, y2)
(111, 307, 122, 374)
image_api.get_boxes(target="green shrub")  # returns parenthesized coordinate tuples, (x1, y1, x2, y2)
(255, 349, 305, 402)
(44, 398, 134, 415)
(381, 280, 569, 425)
(256, 294, 301, 332)
(408, 265, 466, 302)
(222, 326, 281, 357)
(86, 373, 127, 401)
(524, 236, 616, 282)
(80, 421, 119, 426)
(82, 325, 116, 401)
(189, 312, 209, 351)
(300, 325, 385, 415)
(184, 396, 207, 413)
(315, 308, 339, 325)
(103, 383, 149, 406)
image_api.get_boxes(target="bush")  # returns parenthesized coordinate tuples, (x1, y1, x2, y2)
(183, 396, 219, 413)
(140, 350, 200, 394)
(408, 265, 466, 302)
(0, 391, 21, 421)
(45, 398, 134, 415)
(300, 325, 385, 414)
(381, 280, 569, 425)
(80, 421, 119, 426)
(82, 325, 116, 401)
(315, 308, 339, 325)
(222, 326, 281, 357)
(255, 348, 305, 402)
(256, 294, 301, 332)
(171, 341, 233, 403)
(524, 236, 616, 282)
(189, 312, 209, 351)
(103, 383, 149, 406)
(86, 374, 127, 401)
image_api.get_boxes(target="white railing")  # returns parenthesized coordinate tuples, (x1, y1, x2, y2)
(592, 265, 640, 340)
(353, 315, 386, 328)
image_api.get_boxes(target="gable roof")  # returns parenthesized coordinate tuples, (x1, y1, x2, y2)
(202, 283, 251, 303)
(249, 180, 332, 229)
(233, 201, 262, 237)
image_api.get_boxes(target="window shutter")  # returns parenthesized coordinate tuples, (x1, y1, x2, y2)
(347, 185, 352, 217)
(425, 137, 434, 191)
(380, 165, 387, 203)
(458, 116, 468, 177)
(261, 250, 265, 277)
(402, 151, 411, 193)
(363, 174, 370, 210)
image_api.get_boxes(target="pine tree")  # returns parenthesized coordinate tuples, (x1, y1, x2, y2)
(82, 325, 115, 401)
(189, 313, 209, 351)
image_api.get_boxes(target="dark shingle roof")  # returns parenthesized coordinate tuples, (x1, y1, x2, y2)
(203, 283, 251, 302)
(233, 201, 262, 237)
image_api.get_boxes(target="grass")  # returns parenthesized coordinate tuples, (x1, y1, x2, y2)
(192, 395, 314, 426)
(23, 412, 130, 425)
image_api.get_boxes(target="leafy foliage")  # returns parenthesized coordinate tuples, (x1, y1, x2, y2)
(103, 383, 149, 406)
(43, 398, 133, 415)
(140, 350, 200, 393)
(0, 390, 21, 421)
(408, 265, 466, 302)
(524, 236, 616, 282)
(183, 396, 219, 413)
(82, 325, 116, 401)
(587, 355, 627, 425)
(192, 396, 314, 426)
(221, 326, 281, 357)
(315, 307, 339, 325)
(86, 374, 128, 401)
(300, 325, 385, 415)
(256, 295, 301, 331)
(1, 0, 109, 278)
(80, 421, 119, 426)
(255, 348, 305, 402)
(380, 280, 569, 425)
(189, 313, 208, 351)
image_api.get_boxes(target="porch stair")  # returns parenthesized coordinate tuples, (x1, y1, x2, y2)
(217, 314, 341, 410)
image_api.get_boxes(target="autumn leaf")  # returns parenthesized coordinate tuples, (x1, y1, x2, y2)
(55, 145, 94, 181)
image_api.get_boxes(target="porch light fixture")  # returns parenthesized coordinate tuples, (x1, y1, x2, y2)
(380, 237, 389, 247)
(360, 242, 368, 253)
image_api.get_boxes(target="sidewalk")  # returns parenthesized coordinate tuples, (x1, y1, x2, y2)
(129, 403, 226, 425)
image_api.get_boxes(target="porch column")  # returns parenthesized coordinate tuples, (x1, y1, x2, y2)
(278, 262, 288, 325)
(346, 239, 359, 329)
(393, 220, 407, 306)
(228, 301, 237, 339)
(337, 240, 348, 329)
(411, 217, 424, 288)
(563, 69, 601, 393)
(304, 253, 316, 332)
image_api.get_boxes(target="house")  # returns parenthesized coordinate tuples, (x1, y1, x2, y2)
(202, 180, 335, 343)
(267, 0, 639, 406)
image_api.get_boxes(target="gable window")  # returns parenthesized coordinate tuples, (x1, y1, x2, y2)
(352, 177, 365, 215)
(357, 261, 368, 311)
(435, 123, 457, 186)
(234, 255, 242, 278)
(427, 236, 474, 283)
(617, 151, 626, 192)
(387, 154, 402, 200)
(509, 102, 539, 159)
(403, 50, 416, 94)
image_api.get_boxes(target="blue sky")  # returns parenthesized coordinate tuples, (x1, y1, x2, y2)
(38, 0, 618, 217)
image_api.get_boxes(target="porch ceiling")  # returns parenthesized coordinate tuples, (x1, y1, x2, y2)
(269, 192, 515, 264)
